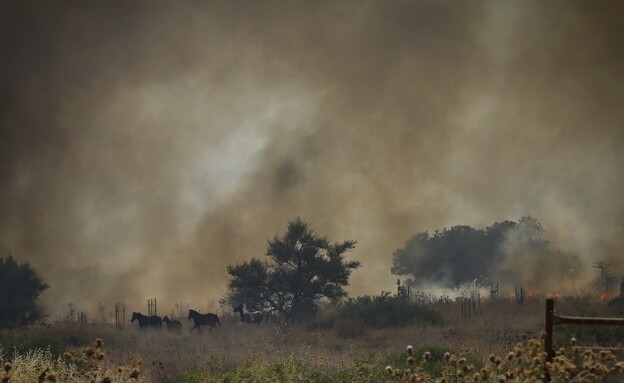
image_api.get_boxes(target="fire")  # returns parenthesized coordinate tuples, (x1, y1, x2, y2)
(552, 292, 562, 300)
(526, 289, 538, 297)
(597, 292, 609, 301)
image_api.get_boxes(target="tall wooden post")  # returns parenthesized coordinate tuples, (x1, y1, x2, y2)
(115, 303, 125, 328)
(147, 298, 157, 316)
(545, 299, 554, 361)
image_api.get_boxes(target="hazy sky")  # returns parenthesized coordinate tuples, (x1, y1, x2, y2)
(1, 1, 623, 318)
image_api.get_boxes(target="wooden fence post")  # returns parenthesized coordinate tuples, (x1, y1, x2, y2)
(545, 298, 554, 362)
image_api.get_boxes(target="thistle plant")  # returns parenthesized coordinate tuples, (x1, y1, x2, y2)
(0, 339, 151, 383)
(386, 333, 624, 383)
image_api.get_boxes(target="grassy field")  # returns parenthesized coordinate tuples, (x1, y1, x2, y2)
(0, 297, 622, 382)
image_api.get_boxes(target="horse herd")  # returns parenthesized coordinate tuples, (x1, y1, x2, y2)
(130, 304, 269, 333)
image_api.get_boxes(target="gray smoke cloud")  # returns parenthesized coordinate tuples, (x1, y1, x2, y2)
(1, 1, 623, 317)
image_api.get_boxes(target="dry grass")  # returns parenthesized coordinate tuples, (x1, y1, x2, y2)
(0, 297, 621, 382)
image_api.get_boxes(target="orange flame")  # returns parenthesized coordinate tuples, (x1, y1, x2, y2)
(526, 289, 538, 297)
(552, 292, 562, 300)
(597, 292, 609, 301)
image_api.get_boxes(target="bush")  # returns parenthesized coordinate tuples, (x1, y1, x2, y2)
(312, 292, 443, 331)
(0, 327, 64, 358)
(167, 370, 211, 383)
(607, 296, 624, 316)
(0, 256, 48, 328)
(554, 305, 624, 347)
(168, 359, 325, 383)
(168, 357, 393, 383)
(334, 320, 366, 339)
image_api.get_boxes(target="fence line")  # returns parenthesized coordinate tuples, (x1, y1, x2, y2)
(544, 298, 624, 361)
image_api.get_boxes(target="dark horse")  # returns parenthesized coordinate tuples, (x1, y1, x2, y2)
(234, 304, 267, 324)
(188, 309, 220, 333)
(163, 316, 182, 331)
(130, 312, 162, 329)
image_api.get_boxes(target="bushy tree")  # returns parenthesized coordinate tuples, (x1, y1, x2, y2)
(0, 256, 49, 328)
(391, 216, 581, 289)
(314, 291, 443, 329)
(227, 218, 360, 320)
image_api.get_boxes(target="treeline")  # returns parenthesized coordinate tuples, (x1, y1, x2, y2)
(0, 216, 596, 329)
(391, 216, 583, 290)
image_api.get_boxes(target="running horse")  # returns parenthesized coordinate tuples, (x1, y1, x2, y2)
(163, 316, 182, 331)
(130, 312, 162, 329)
(233, 304, 267, 324)
(187, 309, 220, 333)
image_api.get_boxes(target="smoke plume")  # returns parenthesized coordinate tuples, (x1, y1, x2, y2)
(1, 1, 623, 316)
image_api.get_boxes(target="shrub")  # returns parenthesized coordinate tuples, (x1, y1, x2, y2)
(0, 327, 64, 358)
(169, 358, 324, 383)
(0, 256, 48, 328)
(312, 292, 443, 331)
(555, 305, 624, 347)
(607, 296, 624, 316)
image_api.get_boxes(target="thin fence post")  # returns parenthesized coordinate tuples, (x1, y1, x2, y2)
(545, 299, 554, 361)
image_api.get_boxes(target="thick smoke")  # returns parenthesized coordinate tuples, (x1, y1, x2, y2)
(1, 1, 623, 317)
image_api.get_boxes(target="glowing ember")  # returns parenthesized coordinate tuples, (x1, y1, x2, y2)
(526, 290, 538, 297)
(597, 292, 609, 301)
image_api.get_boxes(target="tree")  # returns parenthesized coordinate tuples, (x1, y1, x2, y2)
(227, 218, 360, 320)
(0, 256, 49, 328)
(391, 216, 582, 290)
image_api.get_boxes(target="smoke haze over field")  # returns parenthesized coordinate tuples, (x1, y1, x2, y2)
(1, 1, 623, 316)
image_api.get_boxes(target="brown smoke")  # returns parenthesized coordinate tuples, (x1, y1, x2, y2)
(1, 1, 623, 317)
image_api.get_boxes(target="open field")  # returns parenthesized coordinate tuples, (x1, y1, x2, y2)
(1, 297, 623, 382)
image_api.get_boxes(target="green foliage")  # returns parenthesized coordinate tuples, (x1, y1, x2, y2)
(333, 319, 366, 339)
(227, 218, 360, 320)
(166, 370, 211, 383)
(167, 349, 477, 383)
(0, 327, 64, 358)
(607, 296, 624, 316)
(555, 305, 624, 347)
(391, 216, 582, 288)
(0, 256, 49, 328)
(555, 324, 624, 347)
(167, 357, 390, 383)
(312, 292, 443, 332)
